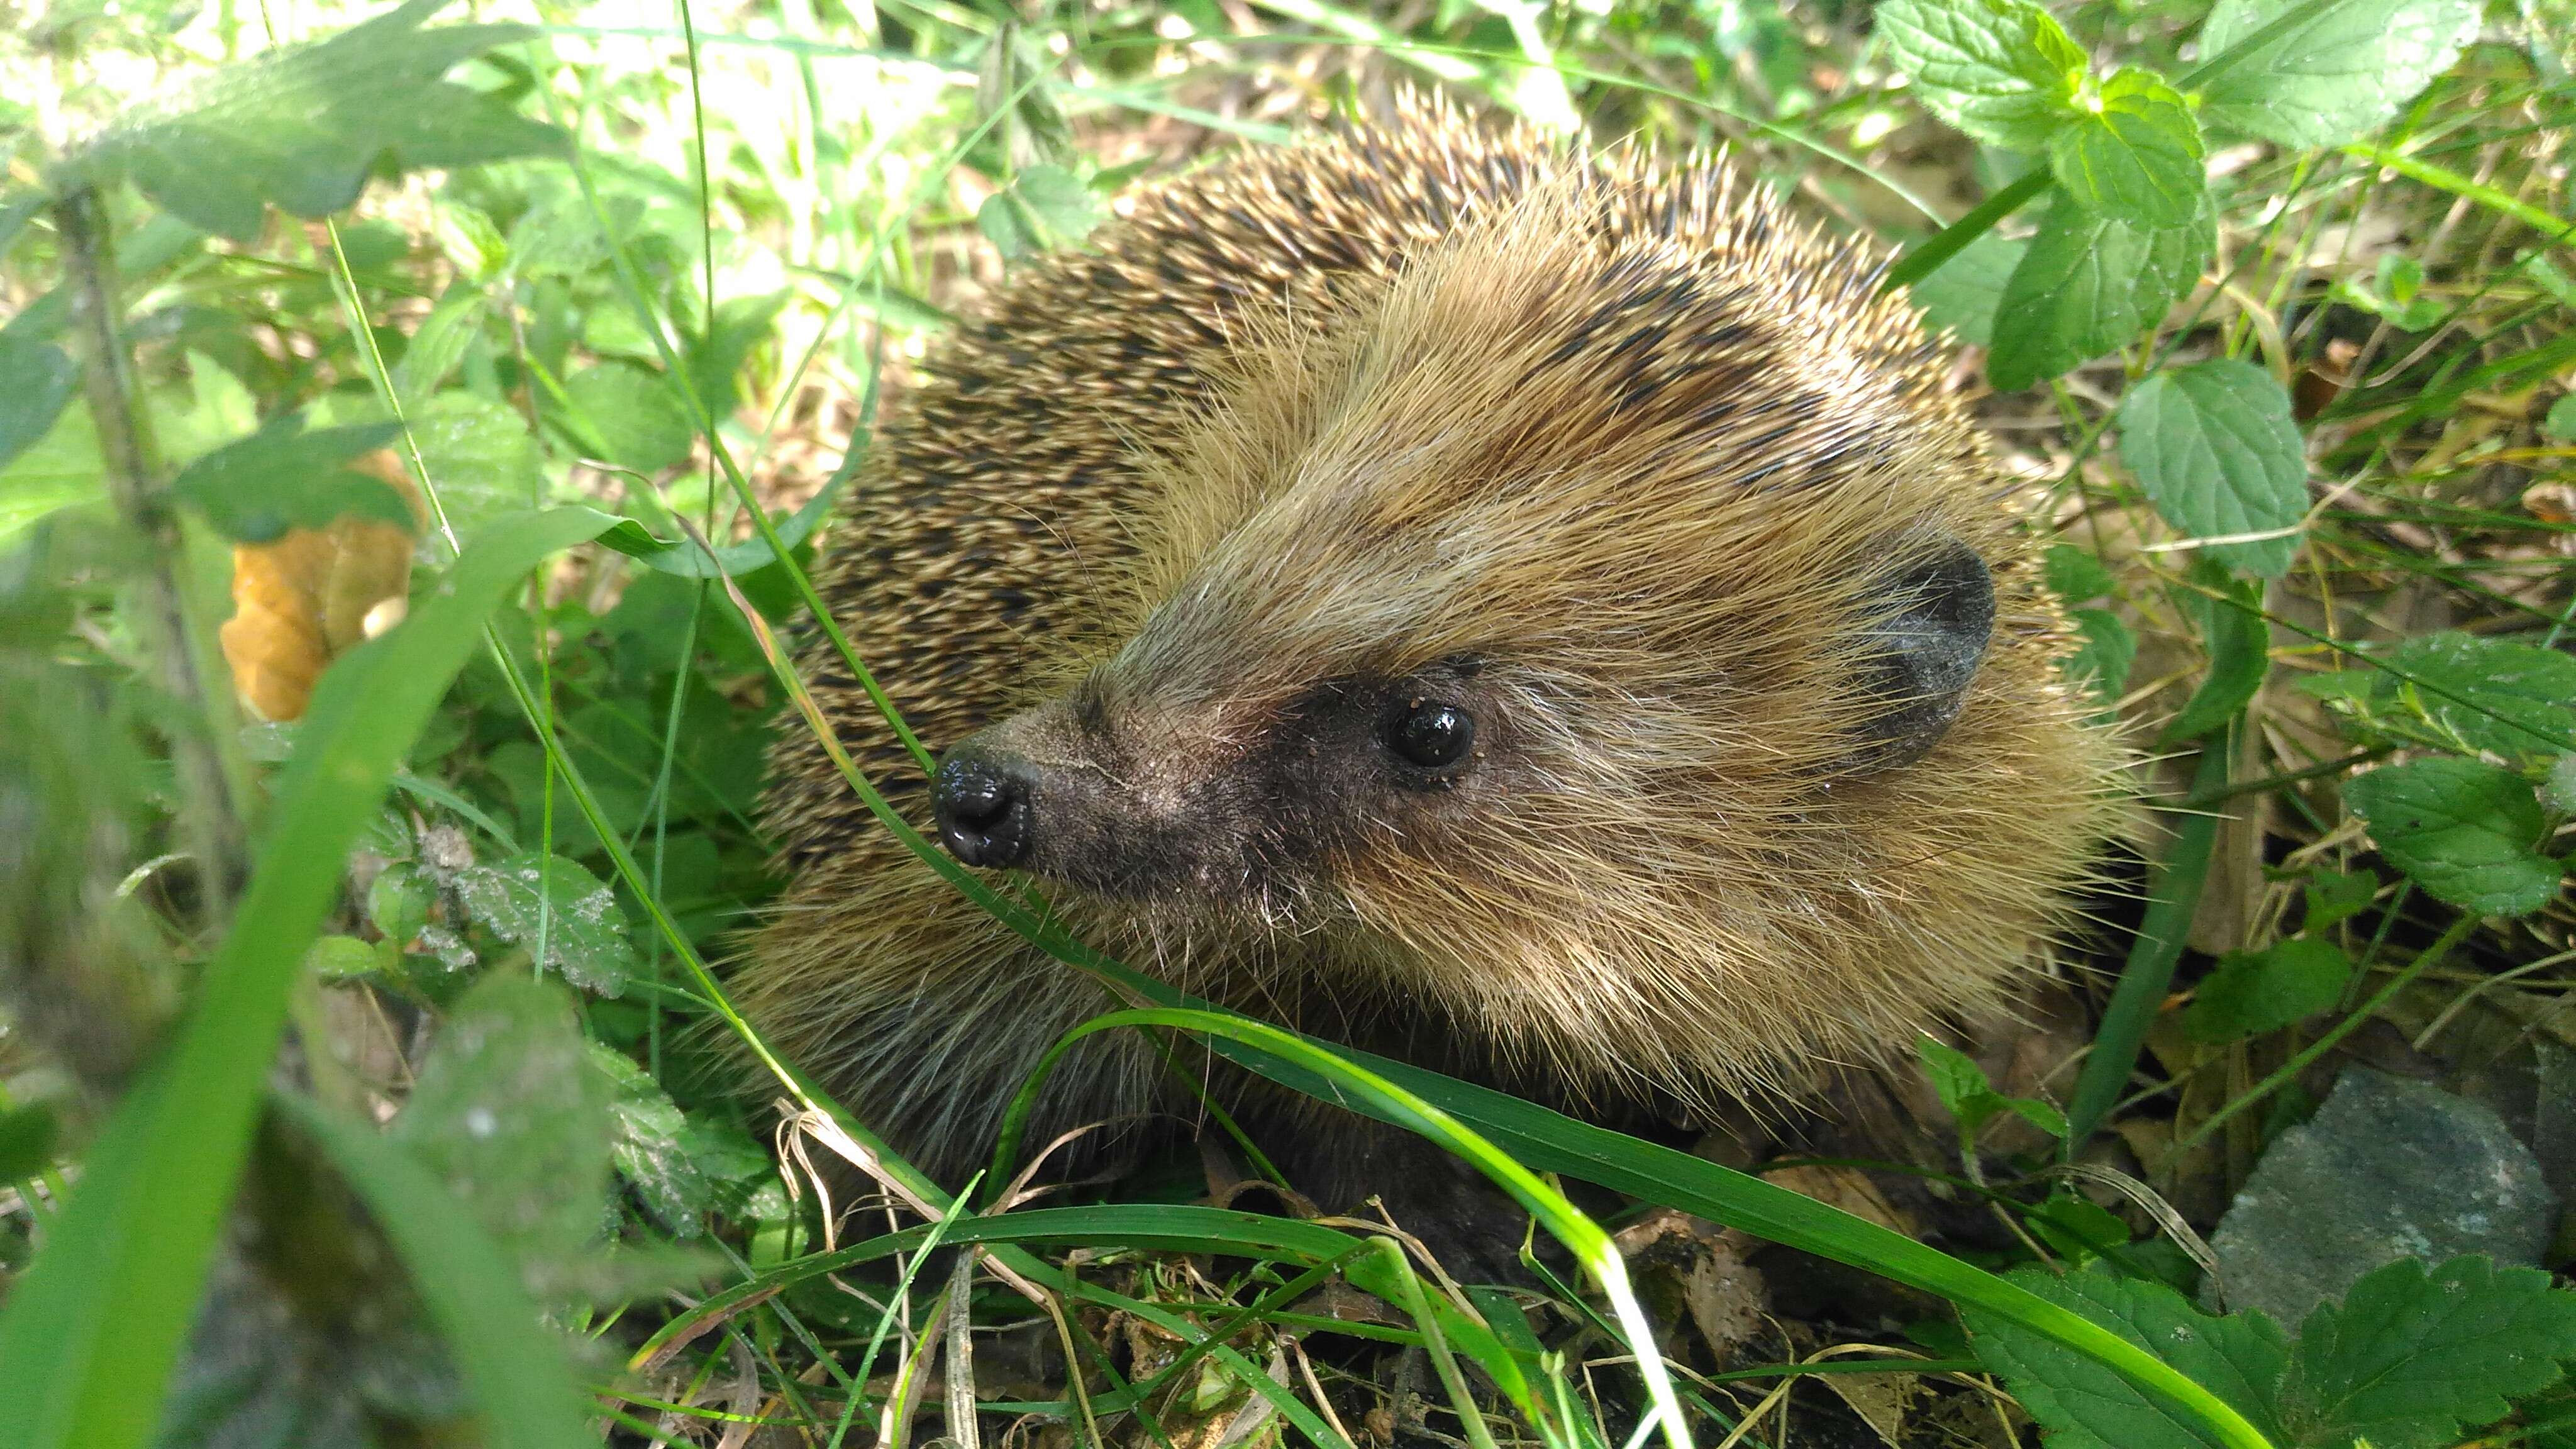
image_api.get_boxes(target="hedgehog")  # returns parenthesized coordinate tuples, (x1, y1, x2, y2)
(746, 103, 2122, 1265)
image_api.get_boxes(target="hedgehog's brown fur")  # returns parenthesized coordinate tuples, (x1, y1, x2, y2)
(747, 103, 2123, 1241)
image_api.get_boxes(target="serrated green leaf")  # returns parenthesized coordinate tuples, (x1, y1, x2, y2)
(2050, 69, 2207, 226)
(72, 0, 567, 241)
(1918, 1036, 2067, 1143)
(1876, 0, 2088, 150)
(2198, 0, 2480, 150)
(591, 1045, 716, 1236)
(2184, 936, 2354, 1043)
(2301, 868, 2380, 931)
(391, 973, 611, 1269)
(391, 286, 487, 409)
(166, 415, 411, 543)
(2047, 544, 2118, 604)
(2069, 607, 2137, 706)
(1989, 189, 2212, 391)
(0, 335, 76, 476)
(408, 392, 547, 553)
(2545, 754, 2576, 817)
(2368, 632, 2576, 764)
(2117, 361, 2309, 578)
(557, 362, 695, 475)
(449, 852, 640, 996)
(1907, 229, 2026, 348)
(2278, 1255, 2576, 1449)
(1963, 1263, 2288, 1449)
(2345, 758, 2562, 916)
(2161, 565, 2269, 743)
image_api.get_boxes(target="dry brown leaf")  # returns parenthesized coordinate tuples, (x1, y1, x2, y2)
(1822, 1369, 1921, 1447)
(219, 450, 426, 721)
(1762, 1165, 1921, 1238)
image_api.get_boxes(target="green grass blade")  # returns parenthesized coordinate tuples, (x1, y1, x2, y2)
(272, 1091, 596, 1449)
(0, 506, 630, 1449)
(999, 1006, 1689, 1449)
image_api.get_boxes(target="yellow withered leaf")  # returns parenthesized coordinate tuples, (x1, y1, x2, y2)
(219, 449, 428, 723)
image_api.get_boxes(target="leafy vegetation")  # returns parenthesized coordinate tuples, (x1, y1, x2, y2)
(1, 0, 2571, 1444)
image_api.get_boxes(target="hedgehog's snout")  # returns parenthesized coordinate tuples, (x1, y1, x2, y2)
(932, 744, 1036, 869)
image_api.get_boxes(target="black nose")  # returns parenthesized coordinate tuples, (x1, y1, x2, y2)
(931, 750, 1034, 869)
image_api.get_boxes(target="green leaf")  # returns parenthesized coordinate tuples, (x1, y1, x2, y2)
(448, 852, 640, 996)
(591, 1045, 730, 1237)
(557, 362, 696, 475)
(0, 506, 628, 1449)
(2367, 632, 2576, 764)
(2049, 69, 2208, 227)
(166, 415, 410, 543)
(73, 0, 567, 241)
(0, 1104, 59, 1183)
(2116, 361, 2308, 579)
(2335, 254, 2447, 331)
(1917, 1036, 2067, 1143)
(2301, 868, 2380, 931)
(303, 933, 379, 980)
(1962, 1263, 2287, 1449)
(391, 973, 610, 1267)
(2544, 394, 2576, 443)
(391, 286, 487, 408)
(0, 335, 76, 476)
(2277, 1255, 2576, 1449)
(2069, 607, 2138, 706)
(1907, 230, 2026, 348)
(2046, 544, 2118, 603)
(2160, 564, 2269, 744)
(1875, 0, 2088, 150)
(2545, 754, 2576, 818)
(275, 1092, 596, 1449)
(1989, 189, 2212, 391)
(2345, 758, 2563, 916)
(2184, 936, 2355, 1043)
(2197, 0, 2481, 150)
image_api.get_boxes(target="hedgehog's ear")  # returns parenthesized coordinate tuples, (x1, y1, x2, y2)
(1844, 534, 1994, 772)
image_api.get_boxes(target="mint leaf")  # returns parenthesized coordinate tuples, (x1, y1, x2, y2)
(450, 852, 641, 996)
(75, 0, 566, 241)
(2184, 936, 2354, 1043)
(2050, 69, 2207, 226)
(2301, 867, 2380, 931)
(2116, 360, 2308, 579)
(391, 972, 612, 1264)
(2369, 632, 2576, 764)
(1963, 1263, 2287, 1449)
(1876, 0, 2087, 150)
(2069, 607, 2137, 706)
(1917, 1036, 2067, 1143)
(167, 414, 410, 543)
(557, 362, 696, 475)
(1907, 230, 2026, 347)
(2345, 758, 2563, 917)
(2197, 0, 2480, 150)
(0, 335, 75, 475)
(1989, 189, 2212, 391)
(2161, 564, 2269, 744)
(2046, 543, 2118, 604)
(2277, 1255, 2576, 1449)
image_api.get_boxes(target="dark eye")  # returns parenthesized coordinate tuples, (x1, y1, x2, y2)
(1385, 698, 1475, 770)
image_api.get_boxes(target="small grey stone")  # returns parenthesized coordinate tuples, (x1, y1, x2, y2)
(2208, 1067, 2556, 1328)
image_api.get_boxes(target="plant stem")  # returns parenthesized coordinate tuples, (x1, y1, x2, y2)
(2177, 911, 2484, 1152)
(52, 187, 248, 923)
(2065, 741, 2232, 1146)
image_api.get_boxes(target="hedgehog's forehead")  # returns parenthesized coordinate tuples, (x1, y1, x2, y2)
(1107, 201, 1967, 712)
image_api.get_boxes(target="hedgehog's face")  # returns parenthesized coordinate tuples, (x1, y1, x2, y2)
(930, 197, 2085, 1053)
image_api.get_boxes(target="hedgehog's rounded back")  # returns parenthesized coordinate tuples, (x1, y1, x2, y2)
(750, 106, 2120, 1198)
